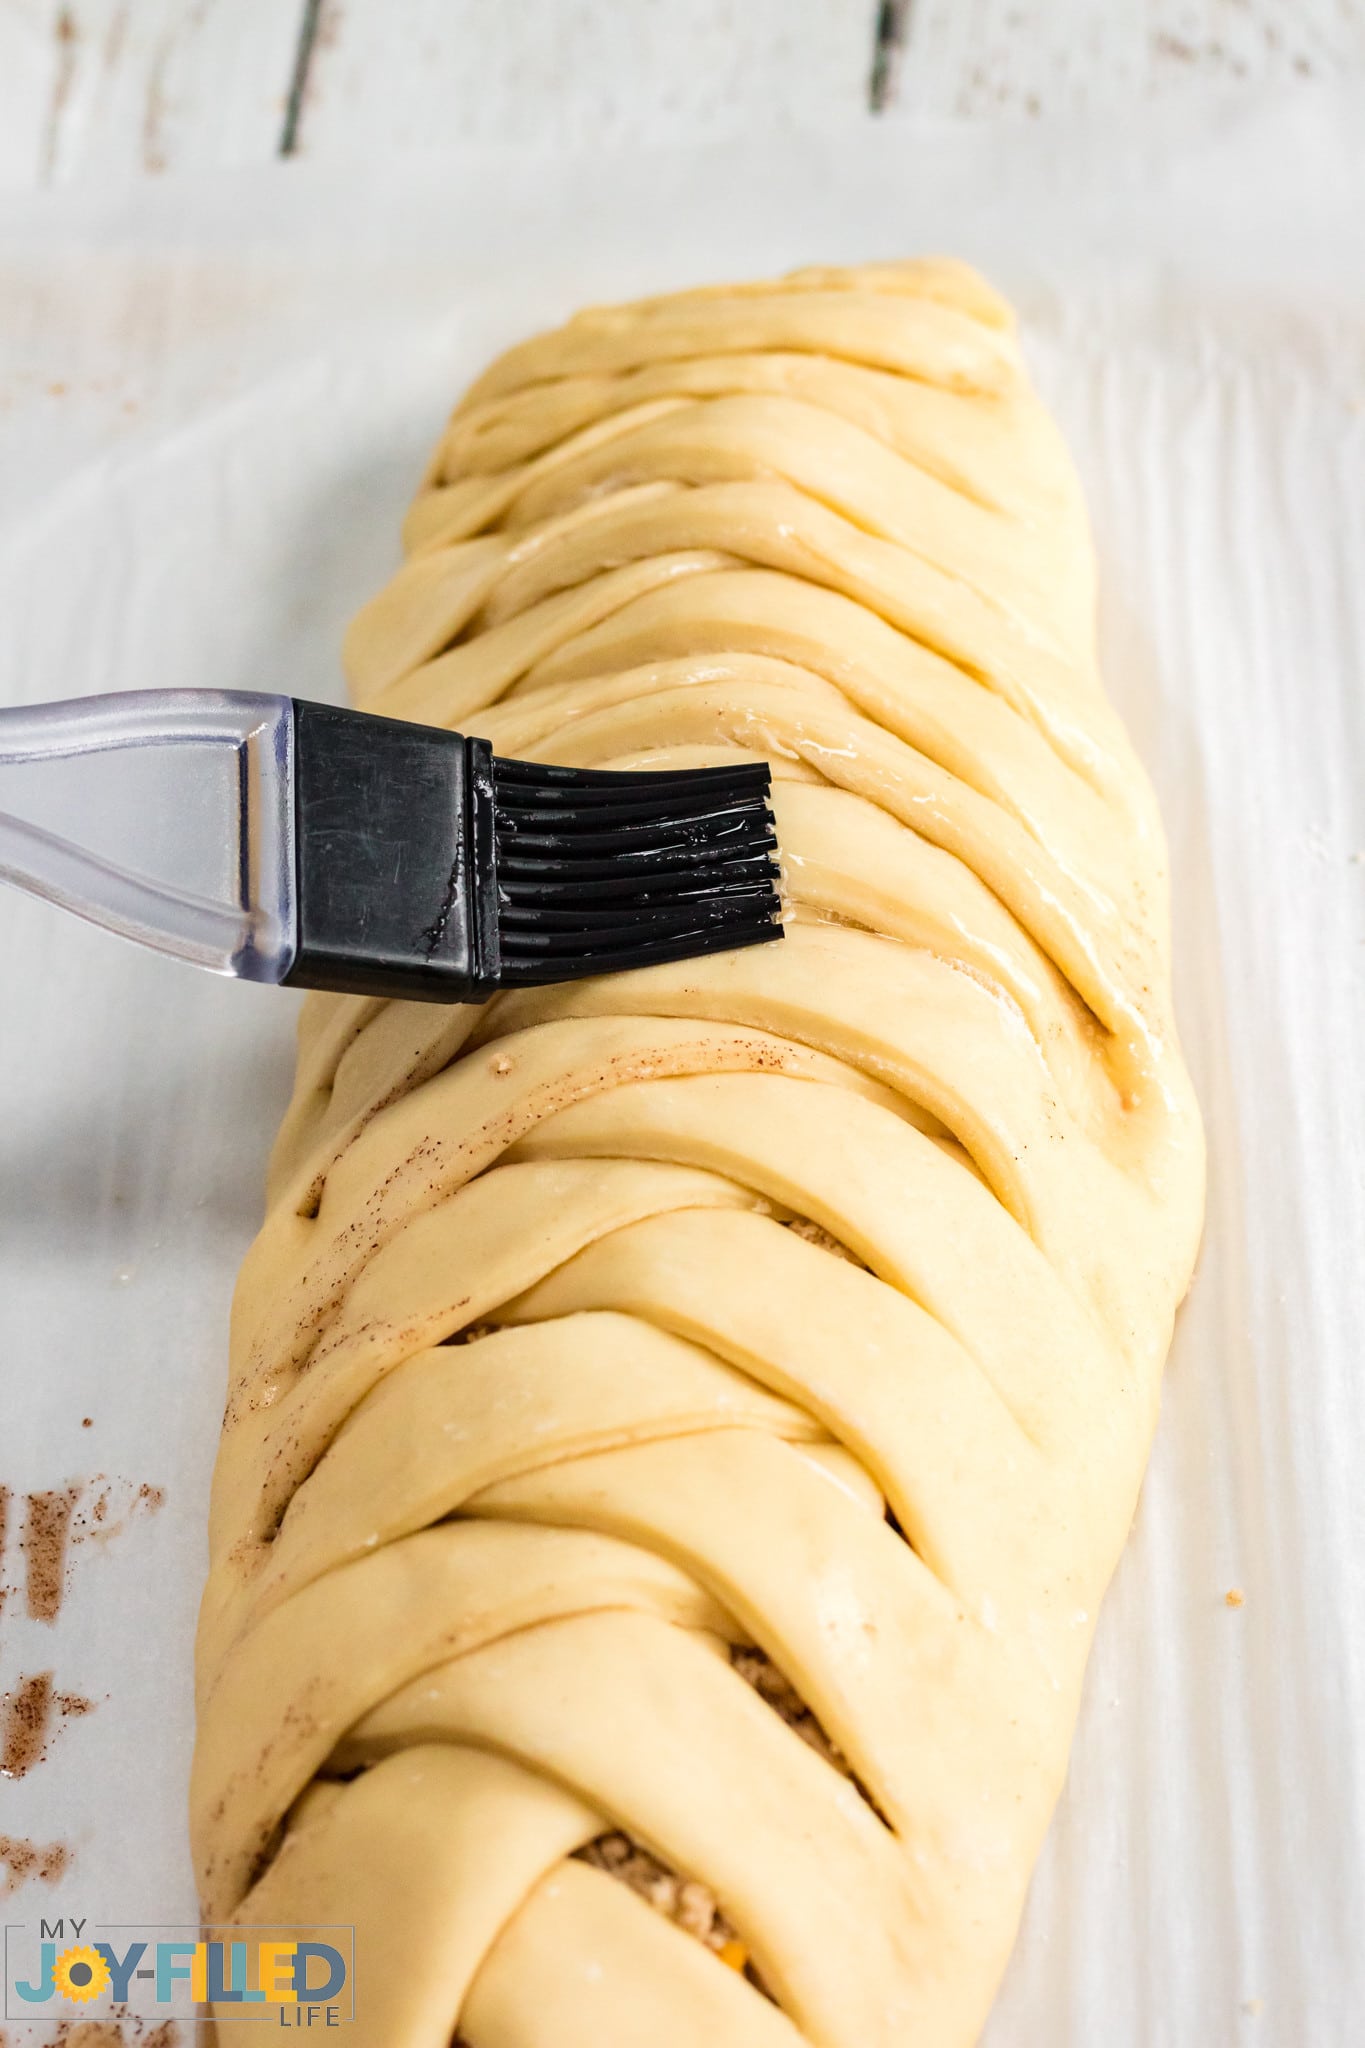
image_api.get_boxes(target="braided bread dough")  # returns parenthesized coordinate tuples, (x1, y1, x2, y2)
(192, 259, 1204, 2047)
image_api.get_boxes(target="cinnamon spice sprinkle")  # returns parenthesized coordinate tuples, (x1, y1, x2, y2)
(44, 2018, 180, 2043)
(0, 1832, 70, 1891)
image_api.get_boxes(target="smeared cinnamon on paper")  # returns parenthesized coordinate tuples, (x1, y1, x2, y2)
(44, 2019, 181, 2044)
(0, 1674, 93, 1779)
(0, 1476, 168, 1631)
(22, 1485, 80, 1621)
(71, 1476, 166, 1549)
(1, 1671, 54, 1778)
(0, 1832, 70, 1891)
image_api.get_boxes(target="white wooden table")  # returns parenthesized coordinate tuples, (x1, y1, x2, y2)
(2, 0, 1364, 191)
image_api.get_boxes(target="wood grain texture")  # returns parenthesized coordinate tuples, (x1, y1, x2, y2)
(3, 2, 1365, 192)
(882, 0, 1365, 117)
(288, 0, 877, 157)
(0, 0, 300, 188)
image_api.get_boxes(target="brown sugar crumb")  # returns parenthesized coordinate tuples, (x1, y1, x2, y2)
(82, 1417, 94, 1428)
(732, 1646, 892, 1831)
(1226, 1587, 1246, 1609)
(731, 1646, 850, 1776)
(783, 1216, 865, 1269)
(446, 1320, 502, 1347)
(576, 1832, 741, 1954)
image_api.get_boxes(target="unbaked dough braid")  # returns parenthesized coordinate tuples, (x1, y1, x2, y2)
(193, 259, 1204, 2048)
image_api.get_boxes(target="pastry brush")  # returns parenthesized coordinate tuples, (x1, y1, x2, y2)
(0, 691, 783, 1001)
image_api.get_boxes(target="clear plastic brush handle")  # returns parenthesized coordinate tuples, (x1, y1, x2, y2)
(0, 690, 296, 981)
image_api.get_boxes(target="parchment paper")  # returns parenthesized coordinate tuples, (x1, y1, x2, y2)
(1, 84, 1363, 2045)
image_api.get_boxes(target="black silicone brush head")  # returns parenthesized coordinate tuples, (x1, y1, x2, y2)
(284, 701, 782, 1004)
(490, 753, 783, 987)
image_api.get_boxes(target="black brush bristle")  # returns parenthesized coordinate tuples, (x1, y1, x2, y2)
(283, 704, 783, 1004)
(490, 754, 783, 986)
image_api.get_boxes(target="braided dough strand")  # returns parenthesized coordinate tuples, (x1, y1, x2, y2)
(194, 258, 1204, 2048)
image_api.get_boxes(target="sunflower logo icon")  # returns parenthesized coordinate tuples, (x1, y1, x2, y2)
(53, 1943, 111, 2004)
